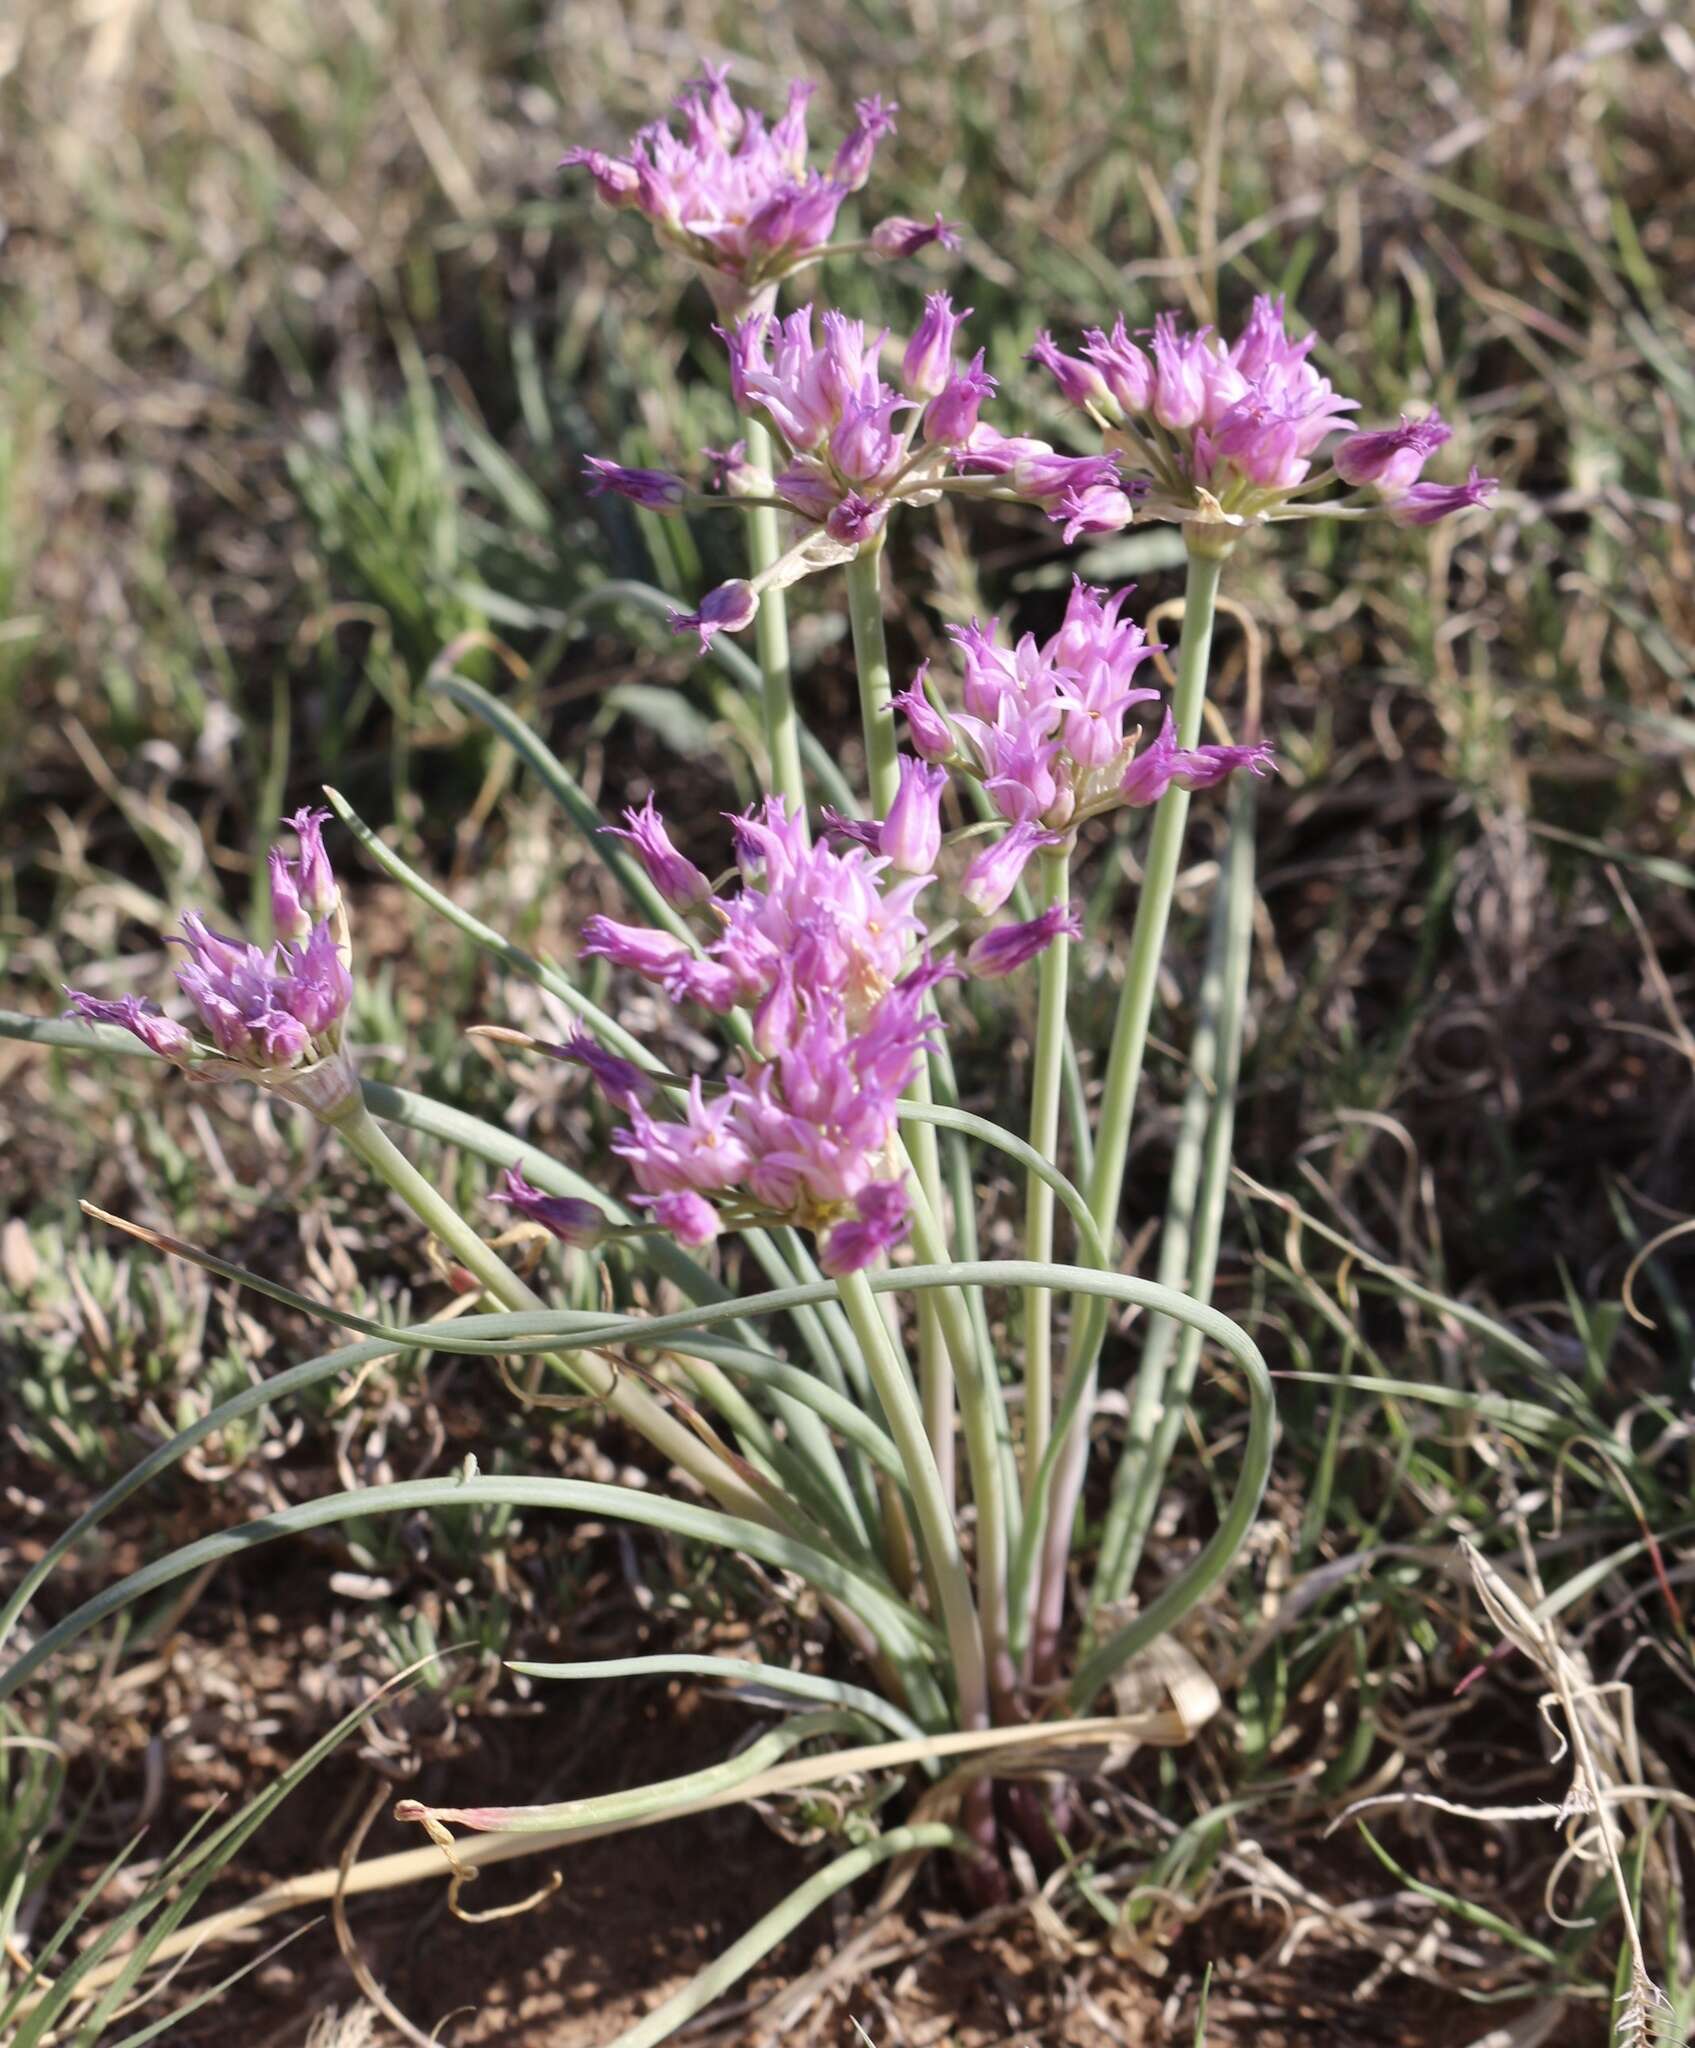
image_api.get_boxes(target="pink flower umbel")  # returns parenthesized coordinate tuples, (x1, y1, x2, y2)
(562, 67, 931, 318)
(650, 299, 1137, 646)
(567, 796, 948, 1270)
(65, 809, 357, 1112)
(903, 580, 1271, 921)
(908, 579, 1187, 832)
(1034, 297, 1495, 540)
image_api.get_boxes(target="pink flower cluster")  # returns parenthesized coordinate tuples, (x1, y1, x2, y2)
(563, 65, 951, 315)
(574, 797, 949, 1272)
(591, 297, 1138, 647)
(720, 296, 996, 545)
(66, 809, 353, 1075)
(1033, 296, 1495, 524)
(896, 580, 1272, 906)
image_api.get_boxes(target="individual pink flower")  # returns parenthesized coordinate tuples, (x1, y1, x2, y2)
(820, 1179, 910, 1275)
(960, 822, 1064, 916)
(893, 667, 955, 761)
(601, 795, 713, 910)
(644, 1189, 722, 1248)
(63, 991, 195, 1063)
(1388, 465, 1498, 525)
(967, 905, 1083, 978)
(1333, 410, 1451, 491)
(1118, 711, 1275, 806)
(868, 212, 962, 258)
(880, 758, 947, 874)
(904, 293, 971, 400)
(583, 457, 688, 511)
(669, 579, 758, 650)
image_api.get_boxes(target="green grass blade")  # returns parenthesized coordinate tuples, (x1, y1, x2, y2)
(506, 1655, 926, 1744)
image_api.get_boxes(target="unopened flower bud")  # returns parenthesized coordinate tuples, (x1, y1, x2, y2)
(490, 1166, 608, 1247)
(880, 758, 946, 874)
(670, 579, 758, 649)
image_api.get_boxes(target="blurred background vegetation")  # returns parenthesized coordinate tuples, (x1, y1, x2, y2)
(2, 1, 1692, 2041)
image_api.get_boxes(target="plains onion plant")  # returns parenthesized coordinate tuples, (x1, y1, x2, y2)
(0, 61, 1496, 2046)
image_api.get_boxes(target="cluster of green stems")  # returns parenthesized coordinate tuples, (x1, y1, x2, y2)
(0, 439, 1272, 2027)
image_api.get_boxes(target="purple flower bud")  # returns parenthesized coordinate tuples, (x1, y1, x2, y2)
(644, 1189, 722, 1249)
(490, 1166, 607, 1247)
(670, 579, 758, 649)
(583, 456, 688, 512)
(824, 492, 889, 546)
(1388, 464, 1497, 525)
(818, 807, 886, 851)
(1120, 710, 1275, 805)
(64, 989, 195, 1062)
(1150, 313, 1206, 430)
(268, 847, 309, 942)
(903, 292, 969, 400)
(1082, 317, 1152, 413)
(893, 666, 954, 762)
(820, 1178, 910, 1275)
(923, 350, 995, 447)
(1333, 409, 1451, 490)
(1054, 483, 1137, 543)
(880, 757, 946, 874)
(1007, 445, 1121, 504)
(560, 147, 642, 208)
(601, 794, 713, 910)
(960, 822, 1063, 915)
(579, 917, 692, 977)
(719, 315, 769, 415)
(831, 95, 897, 191)
(771, 80, 818, 170)
(967, 904, 1082, 978)
(1027, 330, 1113, 410)
(547, 1029, 655, 1111)
(869, 212, 962, 257)
(287, 807, 338, 924)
